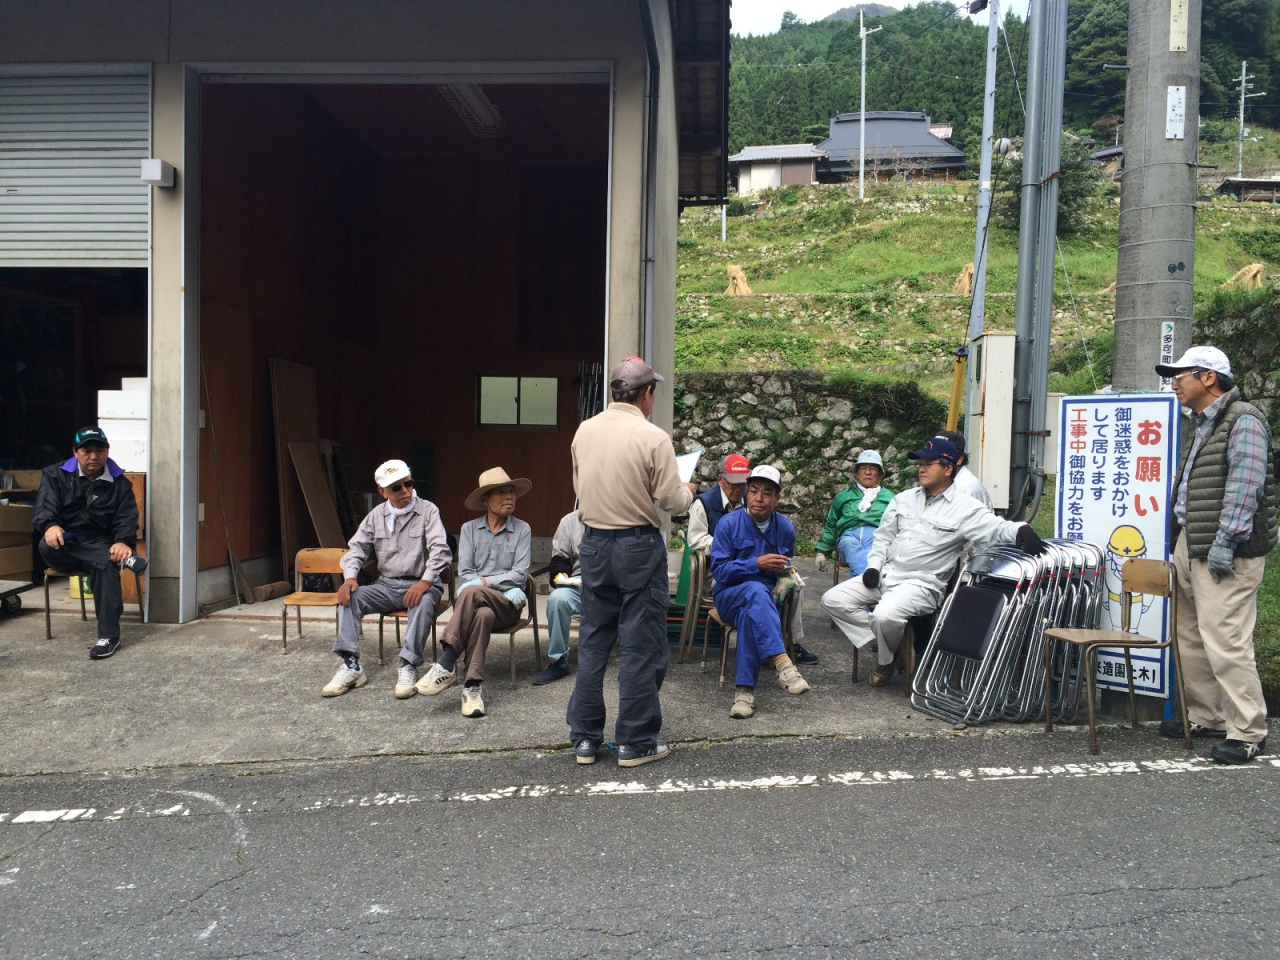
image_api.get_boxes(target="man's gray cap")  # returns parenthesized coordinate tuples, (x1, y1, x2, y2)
(610, 356, 664, 392)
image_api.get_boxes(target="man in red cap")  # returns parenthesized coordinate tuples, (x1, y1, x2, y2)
(686, 453, 749, 553)
(567, 357, 696, 768)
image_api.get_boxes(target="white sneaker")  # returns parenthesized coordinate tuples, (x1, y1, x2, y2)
(777, 664, 810, 696)
(730, 687, 755, 719)
(394, 663, 417, 699)
(322, 662, 368, 698)
(416, 662, 457, 697)
(461, 684, 486, 718)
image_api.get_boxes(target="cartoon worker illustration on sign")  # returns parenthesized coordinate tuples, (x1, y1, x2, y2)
(1104, 525, 1153, 633)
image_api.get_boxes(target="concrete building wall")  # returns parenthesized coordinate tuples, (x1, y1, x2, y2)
(0, 0, 679, 621)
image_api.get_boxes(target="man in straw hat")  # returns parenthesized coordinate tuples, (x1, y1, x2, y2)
(567, 357, 696, 767)
(323, 459, 451, 699)
(417, 467, 532, 717)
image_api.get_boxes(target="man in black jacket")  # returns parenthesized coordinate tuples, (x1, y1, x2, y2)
(32, 427, 146, 659)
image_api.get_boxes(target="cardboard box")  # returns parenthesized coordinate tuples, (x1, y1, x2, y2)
(122, 540, 146, 605)
(0, 571, 33, 585)
(0, 532, 31, 548)
(124, 472, 146, 537)
(0, 504, 34, 533)
(7, 470, 43, 492)
(0, 546, 30, 573)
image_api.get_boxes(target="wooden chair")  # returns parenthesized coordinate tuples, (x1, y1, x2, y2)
(1043, 557, 1189, 755)
(436, 569, 544, 688)
(374, 566, 454, 666)
(279, 548, 345, 654)
(713, 589, 799, 688)
(43, 566, 144, 640)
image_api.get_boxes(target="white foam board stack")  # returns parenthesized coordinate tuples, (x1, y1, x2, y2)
(97, 378, 149, 472)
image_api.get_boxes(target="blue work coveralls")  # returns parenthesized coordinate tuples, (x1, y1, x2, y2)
(710, 509, 795, 688)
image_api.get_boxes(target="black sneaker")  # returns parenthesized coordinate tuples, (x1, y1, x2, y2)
(122, 554, 148, 574)
(1209, 738, 1267, 765)
(89, 637, 120, 660)
(574, 739, 603, 765)
(617, 741, 670, 768)
(531, 656, 571, 686)
(791, 642, 819, 666)
(1158, 719, 1227, 740)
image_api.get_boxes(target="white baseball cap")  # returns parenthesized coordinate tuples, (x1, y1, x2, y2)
(1155, 345, 1233, 379)
(854, 449, 884, 470)
(747, 464, 782, 491)
(374, 459, 412, 488)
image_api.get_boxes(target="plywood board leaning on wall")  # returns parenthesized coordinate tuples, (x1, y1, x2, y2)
(269, 359, 320, 578)
(288, 441, 347, 548)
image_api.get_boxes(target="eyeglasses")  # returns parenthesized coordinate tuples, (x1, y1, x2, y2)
(1171, 370, 1202, 384)
(388, 480, 415, 493)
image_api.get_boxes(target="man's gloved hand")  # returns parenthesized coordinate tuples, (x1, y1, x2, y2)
(815, 552, 828, 573)
(1207, 543, 1236, 583)
(1015, 525, 1045, 556)
(862, 567, 880, 589)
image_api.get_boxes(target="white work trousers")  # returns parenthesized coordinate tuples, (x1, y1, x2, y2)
(821, 577, 941, 666)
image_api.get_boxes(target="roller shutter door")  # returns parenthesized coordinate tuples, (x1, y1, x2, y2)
(0, 69, 150, 267)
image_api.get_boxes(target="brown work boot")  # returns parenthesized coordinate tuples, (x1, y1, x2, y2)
(869, 660, 895, 686)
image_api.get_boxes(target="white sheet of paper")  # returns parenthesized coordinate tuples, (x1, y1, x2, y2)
(675, 449, 702, 484)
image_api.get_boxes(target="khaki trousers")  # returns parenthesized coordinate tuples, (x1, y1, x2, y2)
(1171, 532, 1268, 742)
(441, 586, 520, 684)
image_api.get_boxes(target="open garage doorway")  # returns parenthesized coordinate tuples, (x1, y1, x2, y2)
(197, 78, 610, 598)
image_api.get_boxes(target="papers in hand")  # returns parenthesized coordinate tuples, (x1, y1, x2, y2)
(675, 449, 702, 484)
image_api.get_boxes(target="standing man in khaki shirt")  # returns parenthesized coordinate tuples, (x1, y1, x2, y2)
(567, 357, 696, 767)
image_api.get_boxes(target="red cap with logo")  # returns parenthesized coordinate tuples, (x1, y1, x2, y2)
(722, 453, 750, 481)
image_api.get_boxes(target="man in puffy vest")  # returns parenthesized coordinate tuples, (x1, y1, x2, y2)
(1155, 346, 1276, 764)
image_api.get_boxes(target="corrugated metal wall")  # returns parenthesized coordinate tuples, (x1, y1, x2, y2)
(0, 69, 150, 268)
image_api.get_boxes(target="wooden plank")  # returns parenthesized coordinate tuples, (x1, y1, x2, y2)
(288, 442, 347, 548)
(317, 439, 337, 502)
(121, 540, 146, 605)
(124, 471, 145, 538)
(269, 359, 320, 578)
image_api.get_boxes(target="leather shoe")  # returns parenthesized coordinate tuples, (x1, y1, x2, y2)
(869, 660, 894, 686)
(791, 642, 819, 665)
(574, 739, 603, 765)
(1209, 738, 1267, 765)
(531, 656, 570, 685)
(1158, 719, 1226, 740)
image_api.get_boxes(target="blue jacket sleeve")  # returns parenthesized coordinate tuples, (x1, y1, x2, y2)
(709, 515, 764, 587)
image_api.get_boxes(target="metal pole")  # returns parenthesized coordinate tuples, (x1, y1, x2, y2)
(1239, 60, 1248, 179)
(964, 0, 1001, 446)
(721, 203, 727, 242)
(1007, 0, 1050, 519)
(858, 12, 881, 202)
(1027, 0, 1067, 485)
(1112, 0, 1202, 390)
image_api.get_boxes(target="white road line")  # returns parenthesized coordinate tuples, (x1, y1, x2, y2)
(3, 755, 1276, 826)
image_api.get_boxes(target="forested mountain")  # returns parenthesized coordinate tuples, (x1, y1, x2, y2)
(729, 0, 1280, 156)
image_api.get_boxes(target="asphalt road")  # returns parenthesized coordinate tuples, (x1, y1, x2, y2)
(2, 728, 1277, 959)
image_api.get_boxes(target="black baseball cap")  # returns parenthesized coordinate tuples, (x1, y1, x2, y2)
(907, 436, 959, 465)
(73, 426, 110, 448)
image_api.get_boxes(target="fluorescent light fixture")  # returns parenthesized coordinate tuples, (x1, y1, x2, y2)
(435, 83, 506, 138)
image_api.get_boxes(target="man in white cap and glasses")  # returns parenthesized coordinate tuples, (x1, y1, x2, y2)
(567, 357, 696, 767)
(324, 459, 451, 699)
(417, 467, 532, 717)
(821, 436, 1043, 686)
(710, 464, 810, 719)
(814, 448, 895, 580)
(1154, 345, 1276, 764)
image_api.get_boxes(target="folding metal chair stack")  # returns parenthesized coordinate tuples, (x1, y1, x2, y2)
(910, 538, 1105, 725)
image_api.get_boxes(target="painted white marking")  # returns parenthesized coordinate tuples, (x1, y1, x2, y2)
(115, 883, 136, 890)
(367, 905, 389, 915)
(0, 877, 14, 886)
(199, 921, 218, 939)
(2, 753, 1275, 826)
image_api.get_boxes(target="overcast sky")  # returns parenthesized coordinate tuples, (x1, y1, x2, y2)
(729, 0, 1032, 38)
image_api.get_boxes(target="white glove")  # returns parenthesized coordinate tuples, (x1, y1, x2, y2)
(815, 552, 828, 573)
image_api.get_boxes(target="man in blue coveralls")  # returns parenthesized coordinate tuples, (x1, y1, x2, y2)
(710, 464, 811, 719)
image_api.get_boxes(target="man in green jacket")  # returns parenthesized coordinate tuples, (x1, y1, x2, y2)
(815, 449, 895, 579)
(1155, 346, 1276, 764)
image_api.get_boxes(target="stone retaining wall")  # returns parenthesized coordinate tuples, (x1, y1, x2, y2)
(672, 370, 947, 541)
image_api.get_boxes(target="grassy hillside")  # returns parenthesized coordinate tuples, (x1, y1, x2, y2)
(676, 181, 1280, 398)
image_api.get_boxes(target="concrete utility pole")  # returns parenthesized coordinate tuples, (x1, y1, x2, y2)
(1236, 60, 1265, 179)
(1112, 0, 1202, 390)
(964, 0, 1001, 433)
(858, 10, 882, 202)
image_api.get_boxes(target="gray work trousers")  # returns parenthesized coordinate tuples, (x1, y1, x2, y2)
(567, 528, 669, 750)
(332, 576, 442, 666)
(39, 537, 124, 641)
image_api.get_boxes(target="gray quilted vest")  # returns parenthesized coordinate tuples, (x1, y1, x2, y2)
(1172, 388, 1278, 559)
